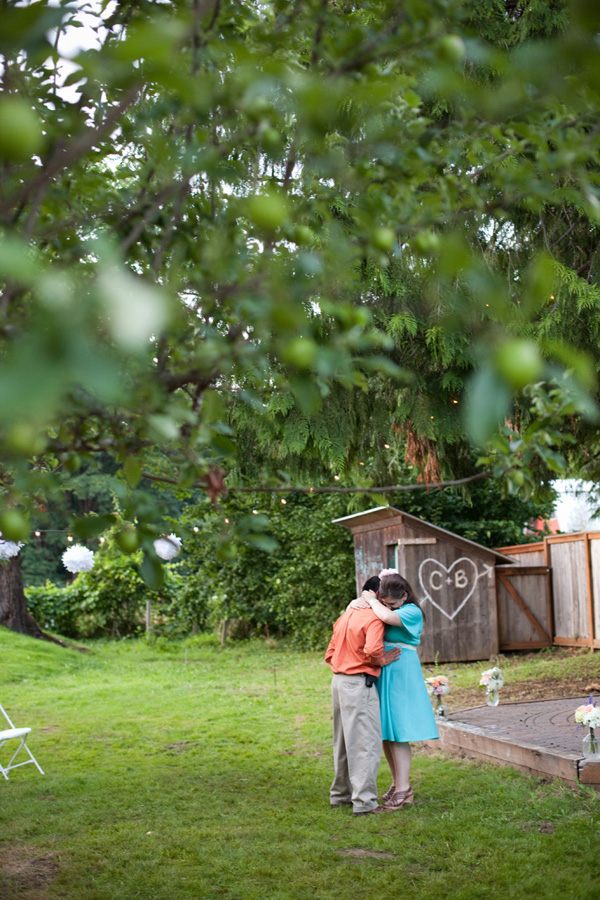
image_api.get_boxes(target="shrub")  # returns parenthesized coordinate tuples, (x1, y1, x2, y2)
(26, 542, 184, 639)
(26, 580, 82, 638)
(180, 493, 356, 649)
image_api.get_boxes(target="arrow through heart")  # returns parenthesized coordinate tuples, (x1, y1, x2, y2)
(418, 557, 479, 621)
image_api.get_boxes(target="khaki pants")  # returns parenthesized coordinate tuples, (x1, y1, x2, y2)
(330, 673, 381, 813)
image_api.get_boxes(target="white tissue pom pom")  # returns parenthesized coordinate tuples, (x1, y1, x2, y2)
(0, 538, 23, 560)
(153, 534, 182, 560)
(62, 544, 95, 573)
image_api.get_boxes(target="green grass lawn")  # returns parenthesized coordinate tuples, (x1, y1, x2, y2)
(1, 628, 599, 900)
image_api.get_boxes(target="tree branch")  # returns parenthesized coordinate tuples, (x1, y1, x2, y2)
(0, 85, 142, 222)
(140, 470, 491, 493)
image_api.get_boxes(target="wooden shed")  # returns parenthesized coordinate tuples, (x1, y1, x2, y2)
(334, 506, 518, 663)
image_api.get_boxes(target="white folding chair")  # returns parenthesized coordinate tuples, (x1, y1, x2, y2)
(0, 702, 44, 780)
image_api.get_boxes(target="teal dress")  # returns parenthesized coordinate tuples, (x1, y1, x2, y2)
(377, 603, 439, 743)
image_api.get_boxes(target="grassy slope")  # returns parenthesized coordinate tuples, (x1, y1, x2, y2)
(1, 628, 599, 900)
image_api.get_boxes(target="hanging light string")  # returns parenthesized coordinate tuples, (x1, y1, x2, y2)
(140, 471, 491, 494)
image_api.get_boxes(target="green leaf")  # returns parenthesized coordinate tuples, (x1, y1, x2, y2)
(123, 457, 142, 489)
(140, 552, 165, 591)
(463, 367, 512, 447)
(245, 534, 280, 553)
(72, 514, 117, 540)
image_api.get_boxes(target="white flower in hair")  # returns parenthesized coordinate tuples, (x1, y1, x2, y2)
(378, 568, 398, 578)
(62, 544, 95, 573)
(153, 533, 182, 560)
(0, 533, 23, 560)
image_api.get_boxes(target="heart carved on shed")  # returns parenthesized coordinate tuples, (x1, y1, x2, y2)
(418, 557, 478, 621)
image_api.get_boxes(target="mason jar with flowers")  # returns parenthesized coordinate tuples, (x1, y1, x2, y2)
(425, 674, 451, 718)
(574, 697, 600, 760)
(479, 666, 504, 706)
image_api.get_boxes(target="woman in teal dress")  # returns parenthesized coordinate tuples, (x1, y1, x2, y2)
(360, 571, 438, 809)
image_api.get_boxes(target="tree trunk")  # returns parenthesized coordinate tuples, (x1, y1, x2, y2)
(0, 556, 50, 640)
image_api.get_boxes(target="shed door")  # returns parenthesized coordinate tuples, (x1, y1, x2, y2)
(496, 565, 552, 650)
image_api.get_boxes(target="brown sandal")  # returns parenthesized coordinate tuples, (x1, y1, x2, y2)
(380, 784, 396, 802)
(383, 787, 414, 809)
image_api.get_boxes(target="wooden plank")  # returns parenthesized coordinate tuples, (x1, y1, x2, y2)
(591, 539, 600, 647)
(585, 533, 595, 652)
(546, 552, 555, 647)
(495, 542, 545, 554)
(349, 517, 404, 536)
(436, 721, 581, 783)
(546, 533, 586, 545)
(578, 759, 600, 786)
(548, 540, 589, 639)
(554, 636, 600, 649)
(488, 567, 499, 658)
(497, 565, 550, 576)
(501, 640, 552, 650)
(353, 530, 386, 594)
(497, 572, 549, 641)
(546, 531, 600, 544)
(397, 537, 437, 546)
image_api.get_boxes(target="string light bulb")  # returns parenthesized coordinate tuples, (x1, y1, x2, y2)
(67, 535, 73, 542)
(281, 498, 287, 504)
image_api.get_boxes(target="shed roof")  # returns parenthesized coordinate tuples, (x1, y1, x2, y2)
(333, 505, 515, 563)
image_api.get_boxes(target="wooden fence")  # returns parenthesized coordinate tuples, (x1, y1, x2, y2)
(497, 531, 600, 652)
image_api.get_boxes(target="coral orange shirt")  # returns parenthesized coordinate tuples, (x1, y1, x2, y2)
(325, 606, 386, 677)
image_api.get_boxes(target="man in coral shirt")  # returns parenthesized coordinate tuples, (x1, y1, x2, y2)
(325, 578, 401, 816)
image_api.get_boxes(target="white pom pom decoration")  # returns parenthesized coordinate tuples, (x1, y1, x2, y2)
(153, 533, 182, 560)
(0, 536, 23, 560)
(62, 544, 95, 573)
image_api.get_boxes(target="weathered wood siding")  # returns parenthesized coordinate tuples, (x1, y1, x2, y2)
(497, 533, 600, 649)
(496, 566, 552, 650)
(350, 516, 600, 656)
(591, 537, 600, 644)
(496, 543, 545, 566)
(353, 516, 498, 663)
(547, 536, 590, 640)
(352, 517, 402, 590)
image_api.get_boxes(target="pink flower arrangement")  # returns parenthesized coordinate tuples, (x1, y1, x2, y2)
(479, 667, 504, 691)
(425, 675, 451, 696)
(574, 697, 600, 732)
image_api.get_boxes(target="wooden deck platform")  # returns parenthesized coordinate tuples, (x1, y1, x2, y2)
(433, 696, 600, 791)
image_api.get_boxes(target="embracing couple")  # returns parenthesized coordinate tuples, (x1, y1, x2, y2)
(325, 570, 438, 816)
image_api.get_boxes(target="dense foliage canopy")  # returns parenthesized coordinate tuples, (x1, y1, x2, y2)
(1, 0, 600, 590)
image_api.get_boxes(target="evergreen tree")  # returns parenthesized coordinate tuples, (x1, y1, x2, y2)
(1, 0, 600, 635)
